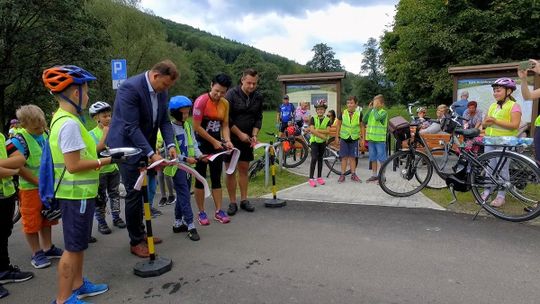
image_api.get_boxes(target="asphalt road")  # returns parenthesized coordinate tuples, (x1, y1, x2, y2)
(5, 200, 540, 304)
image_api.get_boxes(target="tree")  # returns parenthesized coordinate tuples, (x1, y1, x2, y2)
(0, 0, 109, 131)
(381, 0, 540, 105)
(354, 38, 396, 106)
(306, 43, 343, 72)
(361, 38, 382, 83)
(254, 62, 281, 110)
(231, 50, 263, 83)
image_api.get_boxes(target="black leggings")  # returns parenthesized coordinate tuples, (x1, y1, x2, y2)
(0, 196, 15, 271)
(195, 155, 223, 189)
(310, 142, 326, 179)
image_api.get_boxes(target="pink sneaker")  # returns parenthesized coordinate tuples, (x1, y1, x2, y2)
(481, 191, 490, 201)
(214, 210, 230, 224)
(490, 196, 505, 207)
(316, 177, 325, 185)
(338, 175, 345, 183)
(350, 174, 362, 183)
(308, 179, 317, 187)
(198, 211, 210, 226)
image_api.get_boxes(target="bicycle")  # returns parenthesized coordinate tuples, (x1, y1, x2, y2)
(248, 132, 309, 180)
(379, 112, 540, 222)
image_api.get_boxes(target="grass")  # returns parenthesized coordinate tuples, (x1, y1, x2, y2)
(421, 188, 482, 215)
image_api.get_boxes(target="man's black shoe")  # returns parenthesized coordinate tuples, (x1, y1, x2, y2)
(240, 200, 255, 212)
(88, 236, 97, 243)
(187, 228, 200, 241)
(227, 203, 238, 216)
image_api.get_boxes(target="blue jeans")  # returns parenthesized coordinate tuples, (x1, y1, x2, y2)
(173, 170, 194, 225)
(147, 174, 157, 208)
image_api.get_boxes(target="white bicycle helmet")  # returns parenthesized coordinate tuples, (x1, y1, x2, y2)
(89, 101, 112, 116)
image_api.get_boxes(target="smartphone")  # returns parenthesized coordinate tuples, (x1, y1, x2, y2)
(519, 60, 535, 71)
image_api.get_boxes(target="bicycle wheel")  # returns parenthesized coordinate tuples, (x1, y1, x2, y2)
(323, 137, 352, 175)
(248, 159, 265, 180)
(379, 150, 433, 197)
(422, 148, 459, 189)
(470, 151, 540, 222)
(282, 137, 309, 168)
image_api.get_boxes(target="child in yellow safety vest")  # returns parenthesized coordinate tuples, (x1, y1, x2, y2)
(363, 95, 388, 183)
(482, 78, 522, 207)
(0, 121, 33, 299)
(89, 101, 127, 235)
(308, 99, 331, 187)
(334, 96, 363, 183)
(11, 105, 64, 270)
(165, 96, 204, 241)
(42, 65, 113, 304)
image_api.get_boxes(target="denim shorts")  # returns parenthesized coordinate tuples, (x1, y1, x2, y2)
(59, 198, 95, 252)
(368, 141, 387, 162)
(339, 139, 358, 158)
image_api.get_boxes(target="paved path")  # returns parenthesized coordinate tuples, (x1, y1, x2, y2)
(263, 155, 445, 210)
(6, 200, 540, 304)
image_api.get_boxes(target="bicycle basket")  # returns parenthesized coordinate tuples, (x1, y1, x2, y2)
(440, 117, 459, 133)
(388, 116, 411, 141)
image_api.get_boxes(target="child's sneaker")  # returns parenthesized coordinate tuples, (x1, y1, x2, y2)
(0, 265, 33, 284)
(351, 174, 362, 183)
(150, 207, 163, 217)
(338, 175, 345, 183)
(73, 277, 108, 299)
(308, 179, 317, 187)
(97, 222, 111, 235)
(481, 191, 490, 202)
(316, 177, 325, 185)
(172, 219, 188, 233)
(187, 228, 200, 241)
(214, 210, 230, 224)
(31, 250, 51, 269)
(158, 197, 168, 207)
(112, 217, 126, 228)
(490, 196, 505, 207)
(198, 211, 210, 226)
(52, 292, 90, 304)
(166, 195, 176, 205)
(366, 176, 378, 183)
(44, 245, 64, 259)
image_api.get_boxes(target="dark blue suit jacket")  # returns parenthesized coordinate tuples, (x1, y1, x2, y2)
(107, 72, 174, 165)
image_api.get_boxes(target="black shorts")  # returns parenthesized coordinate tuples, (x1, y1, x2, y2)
(279, 122, 289, 133)
(225, 137, 254, 162)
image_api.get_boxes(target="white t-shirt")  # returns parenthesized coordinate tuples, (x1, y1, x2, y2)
(58, 119, 86, 154)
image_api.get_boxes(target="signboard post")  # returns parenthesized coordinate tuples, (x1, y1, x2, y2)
(111, 59, 127, 90)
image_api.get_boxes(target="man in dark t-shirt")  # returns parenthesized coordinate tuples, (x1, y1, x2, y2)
(224, 68, 263, 216)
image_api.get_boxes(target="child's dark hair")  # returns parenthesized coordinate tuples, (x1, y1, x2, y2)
(212, 73, 232, 89)
(347, 96, 358, 103)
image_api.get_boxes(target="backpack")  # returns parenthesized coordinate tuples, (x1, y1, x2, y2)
(388, 116, 411, 141)
(38, 116, 68, 220)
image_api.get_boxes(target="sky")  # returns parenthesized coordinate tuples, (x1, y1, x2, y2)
(139, 0, 398, 74)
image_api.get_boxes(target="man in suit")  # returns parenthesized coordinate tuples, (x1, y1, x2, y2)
(107, 60, 178, 258)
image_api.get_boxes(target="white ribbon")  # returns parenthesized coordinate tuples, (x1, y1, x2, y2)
(133, 159, 210, 198)
(207, 148, 241, 175)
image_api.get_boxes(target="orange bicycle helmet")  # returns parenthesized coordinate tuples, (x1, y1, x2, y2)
(42, 65, 96, 93)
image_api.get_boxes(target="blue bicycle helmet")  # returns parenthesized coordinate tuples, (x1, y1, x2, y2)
(169, 95, 192, 110)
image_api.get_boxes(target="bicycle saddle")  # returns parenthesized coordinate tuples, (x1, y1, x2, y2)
(454, 128, 480, 138)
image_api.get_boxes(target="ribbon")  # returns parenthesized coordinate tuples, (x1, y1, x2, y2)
(206, 148, 241, 175)
(133, 159, 211, 198)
